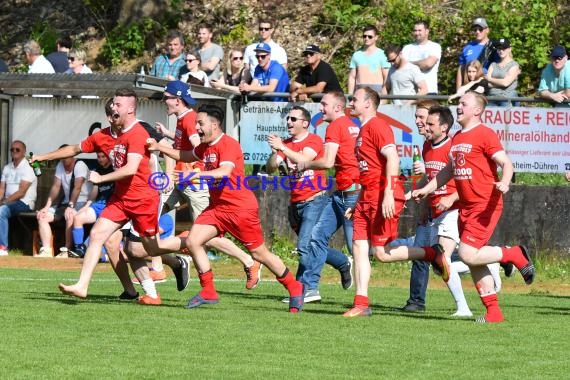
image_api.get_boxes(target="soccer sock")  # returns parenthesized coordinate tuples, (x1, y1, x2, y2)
(354, 294, 369, 308)
(140, 278, 158, 298)
(198, 270, 218, 300)
(446, 258, 470, 313)
(423, 246, 436, 262)
(72, 227, 84, 246)
(477, 285, 504, 323)
(277, 268, 303, 297)
(500, 246, 528, 269)
(487, 263, 502, 293)
(451, 260, 470, 275)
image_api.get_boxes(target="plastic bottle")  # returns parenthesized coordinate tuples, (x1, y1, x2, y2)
(29, 152, 42, 176)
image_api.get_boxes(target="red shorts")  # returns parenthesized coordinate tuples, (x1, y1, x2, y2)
(352, 198, 404, 246)
(458, 205, 503, 249)
(100, 195, 159, 237)
(195, 207, 264, 251)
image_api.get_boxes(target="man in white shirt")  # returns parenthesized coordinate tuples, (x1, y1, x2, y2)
(402, 20, 441, 94)
(244, 19, 288, 77)
(24, 40, 55, 73)
(0, 140, 37, 256)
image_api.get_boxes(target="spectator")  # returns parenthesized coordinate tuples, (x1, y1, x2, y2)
(448, 60, 489, 102)
(46, 35, 72, 73)
(485, 38, 520, 106)
(290, 44, 343, 102)
(64, 48, 93, 74)
(456, 17, 498, 90)
(383, 44, 428, 105)
(244, 19, 288, 77)
(348, 25, 390, 94)
(150, 30, 186, 80)
(239, 43, 290, 102)
(178, 50, 211, 87)
(538, 45, 570, 107)
(211, 48, 252, 93)
(0, 140, 37, 256)
(24, 40, 55, 73)
(196, 24, 224, 80)
(35, 148, 91, 257)
(0, 58, 9, 73)
(402, 20, 441, 94)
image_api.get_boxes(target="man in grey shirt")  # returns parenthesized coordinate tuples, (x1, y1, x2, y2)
(196, 24, 224, 81)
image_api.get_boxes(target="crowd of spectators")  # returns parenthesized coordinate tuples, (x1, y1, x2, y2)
(1, 17, 568, 106)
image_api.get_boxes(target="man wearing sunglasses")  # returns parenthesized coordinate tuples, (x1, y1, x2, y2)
(239, 43, 290, 102)
(290, 44, 342, 102)
(244, 19, 288, 77)
(0, 140, 37, 256)
(456, 17, 499, 90)
(538, 45, 570, 107)
(348, 25, 391, 95)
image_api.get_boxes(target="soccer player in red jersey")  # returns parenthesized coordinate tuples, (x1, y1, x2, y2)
(413, 92, 535, 323)
(148, 104, 304, 312)
(343, 87, 448, 318)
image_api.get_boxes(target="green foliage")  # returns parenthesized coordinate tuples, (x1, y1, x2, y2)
(514, 172, 569, 186)
(217, 5, 252, 47)
(100, 18, 158, 66)
(29, 20, 58, 54)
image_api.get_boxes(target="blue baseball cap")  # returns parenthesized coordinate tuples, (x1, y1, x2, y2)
(164, 80, 197, 106)
(254, 42, 271, 53)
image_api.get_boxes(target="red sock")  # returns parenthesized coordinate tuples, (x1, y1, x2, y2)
(198, 270, 218, 300)
(277, 269, 303, 297)
(480, 293, 504, 323)
(423, 246, 436, 262)
(500, 246, 527, 270)
(354, 295, 369, 308)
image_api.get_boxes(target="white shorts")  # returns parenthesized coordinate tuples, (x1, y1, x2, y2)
(430, 209, 459, 245)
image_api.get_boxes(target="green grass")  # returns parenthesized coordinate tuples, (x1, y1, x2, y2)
(1, 266, 570, 379)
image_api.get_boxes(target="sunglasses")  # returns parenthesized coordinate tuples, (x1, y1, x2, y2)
(552, 56, 565, 61)
(259, 27, 272, 31)
(162, 95, 178, 100)
(286, 116, 306, 122)
(302, 52, 315, 57)
(186, 58, 198, 62)
(255, 54, 268, 60)
(232, 56, 244, 61)
(472, 26, 485, 32)
(387, 57, 397, 63)
(67, 56, 76, 62)
(362, 34, 375, 39)
(10, 147, 21, 153)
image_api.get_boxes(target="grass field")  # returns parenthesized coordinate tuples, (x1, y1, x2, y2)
(1, 259, 570, 379)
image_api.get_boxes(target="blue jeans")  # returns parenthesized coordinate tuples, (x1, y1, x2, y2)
(308, 191, 359, 289)
(0, 201, 32, 248)
(288, 193, 330, 290)
(406, 223, 432, 307)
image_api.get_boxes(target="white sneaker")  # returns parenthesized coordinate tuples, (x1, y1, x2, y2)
(55, 247, 69, 259)
(0, 249, 8, 256)
(281, 289, 322, 303)
(36, 247, 53, 258)
(452, 309, 473, 317)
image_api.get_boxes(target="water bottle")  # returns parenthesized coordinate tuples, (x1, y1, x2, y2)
(29, 152, 42, 176)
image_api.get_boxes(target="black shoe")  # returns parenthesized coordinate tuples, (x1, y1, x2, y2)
(500, 262, 514, 277)
(172, 255, 190, 291)
(398, 303, 425, 313)
(118, 290, 139, 300)
(518, 245, 535, 285)
(68, 244, 85, 258)
(339, 257, 353, 290)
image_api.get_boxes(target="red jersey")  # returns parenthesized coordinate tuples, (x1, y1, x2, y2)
(450, 124, 503, 209)
(278, 132, 327, 203)
(355, 116, 405, 201)
(324, 115, 360, 190)
(173, 110, 203, 172)
(109, 121, 152, 201)
(193, 133, 258, 210)
(80, 126, 116, 159)
(423, 137, 457, 218)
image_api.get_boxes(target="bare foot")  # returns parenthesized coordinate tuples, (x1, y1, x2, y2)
(58, 283, 87, 299)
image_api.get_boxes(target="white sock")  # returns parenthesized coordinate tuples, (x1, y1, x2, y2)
(451, 260, 470, 275)
(446, 258, 471, 313)
(488, 262, 502, 293)
(140, 278, 158, 298)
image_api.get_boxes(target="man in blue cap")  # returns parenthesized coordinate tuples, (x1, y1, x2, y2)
(239, 42, 290, 102)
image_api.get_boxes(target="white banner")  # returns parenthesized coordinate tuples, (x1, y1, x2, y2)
(240, 102, 570, 173)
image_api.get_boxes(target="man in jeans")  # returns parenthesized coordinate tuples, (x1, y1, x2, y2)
(0, 140, 38, 256)
(297, 91, 358, 294)
(266, 105, 347, 302)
